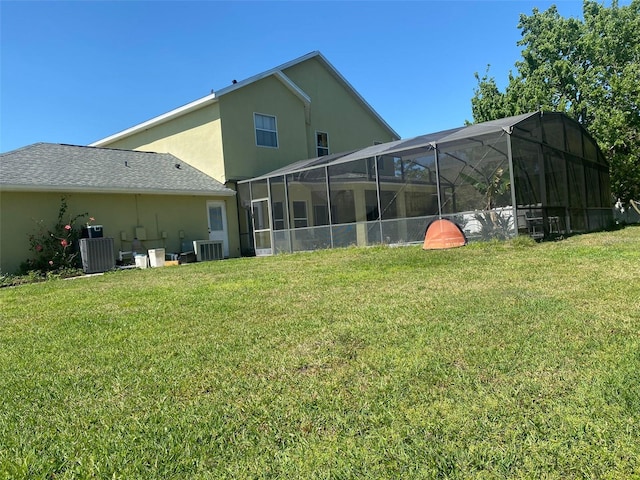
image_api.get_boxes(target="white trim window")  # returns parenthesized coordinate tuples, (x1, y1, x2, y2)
(316, 131, 329, 156)
(254, 113, 278, 148)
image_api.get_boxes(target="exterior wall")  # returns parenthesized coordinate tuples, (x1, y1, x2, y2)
(218, 75, 309, 182)
(0, 191, 240, 274)
(90, 56, 399, 257)
(283, 57, 399, 157)
(97, 57, 397, 185)
(100, 103, 225, 181)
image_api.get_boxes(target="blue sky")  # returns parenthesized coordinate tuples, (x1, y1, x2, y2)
(1, 0, 591, 153)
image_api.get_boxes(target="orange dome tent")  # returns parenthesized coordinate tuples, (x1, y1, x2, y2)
(423, 218, 467, 250)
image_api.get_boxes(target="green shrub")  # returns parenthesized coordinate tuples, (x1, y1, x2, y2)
(20, 197, 89, 275)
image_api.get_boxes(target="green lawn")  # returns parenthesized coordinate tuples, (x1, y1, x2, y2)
(1, 227, 639, 479)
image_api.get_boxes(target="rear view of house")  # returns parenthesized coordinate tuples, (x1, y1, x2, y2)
(1, 52, 399, 272)
(90, 51, 400, 254)
(3, 53, 610, 273)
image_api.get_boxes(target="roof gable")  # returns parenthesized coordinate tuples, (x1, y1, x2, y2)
(90, 51, 398, 146)
(0, 143, 234, 196)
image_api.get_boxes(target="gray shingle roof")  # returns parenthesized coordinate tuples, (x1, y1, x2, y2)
(0, 143, 235, 196)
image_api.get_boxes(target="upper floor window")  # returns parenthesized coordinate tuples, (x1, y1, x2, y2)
(316, 131, 329, 157)
(254, 113, 278, 148)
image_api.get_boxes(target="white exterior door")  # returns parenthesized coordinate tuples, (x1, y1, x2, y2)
(207, 201, 229, 257)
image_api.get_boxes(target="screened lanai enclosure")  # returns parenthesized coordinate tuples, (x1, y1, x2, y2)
(237, 112, 612, 255)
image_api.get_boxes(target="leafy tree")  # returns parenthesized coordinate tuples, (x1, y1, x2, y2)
(471, 0, 640, 204)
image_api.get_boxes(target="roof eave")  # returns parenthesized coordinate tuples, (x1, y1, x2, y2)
(90, 51, 400, 146)
(89, 93, 219, 147)
(1, 185, 236, 197)
(89, 53, 325, 147)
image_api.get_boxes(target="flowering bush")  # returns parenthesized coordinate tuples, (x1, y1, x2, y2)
(21, 197, 89, 274)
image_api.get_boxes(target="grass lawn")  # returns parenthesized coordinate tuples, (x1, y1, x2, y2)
(1, 227, 639, 479)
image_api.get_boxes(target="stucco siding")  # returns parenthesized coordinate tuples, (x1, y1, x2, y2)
(100, 103, 225, 181)
(0, 191, 240, 274)
(283, 58, 398, 156)
(218, 75, 309, 181)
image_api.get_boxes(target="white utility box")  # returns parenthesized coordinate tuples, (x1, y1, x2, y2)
(134, 254, 149, 269)
(148, 248, 165, 268)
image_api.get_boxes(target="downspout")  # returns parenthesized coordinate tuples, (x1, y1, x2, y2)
(229, 180, 249, 256)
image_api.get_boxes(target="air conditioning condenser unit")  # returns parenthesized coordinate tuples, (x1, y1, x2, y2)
(79, 238, 115, 274)
(193, 240, 223, 262)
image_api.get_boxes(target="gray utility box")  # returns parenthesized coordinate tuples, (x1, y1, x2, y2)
(79, 237, 115, 274)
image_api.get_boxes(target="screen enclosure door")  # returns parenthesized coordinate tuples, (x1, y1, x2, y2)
(252, 198, 272, 256)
